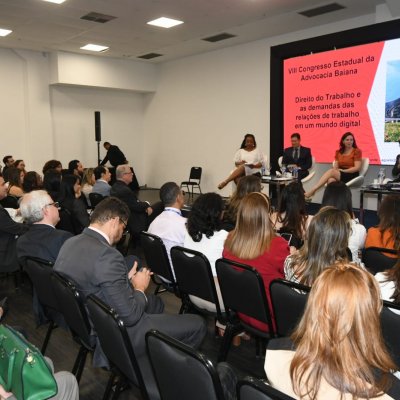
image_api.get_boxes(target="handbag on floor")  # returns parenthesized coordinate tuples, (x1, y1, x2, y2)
(0, 324, 57, 400)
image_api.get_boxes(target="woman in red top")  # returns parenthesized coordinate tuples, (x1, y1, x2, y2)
(305, 132, 362, 198)
(223, 192, 290, 331)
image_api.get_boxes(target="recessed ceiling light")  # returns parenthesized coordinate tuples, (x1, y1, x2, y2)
(0, 29, 12, 37)
(147, 17, 183, 28)
(42, 0, 67, 4)
(80, 44, 109, 52)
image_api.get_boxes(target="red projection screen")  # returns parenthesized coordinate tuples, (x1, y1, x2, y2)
(283, 39, 400, 165)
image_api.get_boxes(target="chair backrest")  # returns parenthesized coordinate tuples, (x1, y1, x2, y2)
(362, 247, 398, 274)
(146, 330, 226, 400)
(216, 258, 274, 333)
(269, 279, 310, 337)
(359, 157, 369, 177)
(189, 167, 202, 182)
(140, 231, 176, 283)
(86, 294, 149, 400)
(381, 300, 400, 368)
(51, 271, 93, 349)
(170, 246, 222, 315)
(24, 257, 57, 310)
(238, 376, 295, 400)
(89, 192, 105, 208)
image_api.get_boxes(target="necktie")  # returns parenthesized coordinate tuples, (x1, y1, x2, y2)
(293, 148, 299, 162)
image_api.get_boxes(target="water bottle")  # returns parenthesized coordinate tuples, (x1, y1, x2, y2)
(378, 167, 385, 185)
(293, 167, 298, 179)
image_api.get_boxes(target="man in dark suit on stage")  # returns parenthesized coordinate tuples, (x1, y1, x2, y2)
(101, 142, 127, 168)
(17, 190, 73, 263)
(54, 197, 206, 399)
(282, 132, 312, 181)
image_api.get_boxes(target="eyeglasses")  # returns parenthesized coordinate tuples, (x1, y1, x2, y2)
(120, 219, 128, 230)
(123, 171, 133, 175)
(45, 202, 59, 209)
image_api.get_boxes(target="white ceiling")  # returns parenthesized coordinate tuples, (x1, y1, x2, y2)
(0, 0, 394, 63)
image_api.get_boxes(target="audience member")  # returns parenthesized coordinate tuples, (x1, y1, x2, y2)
(67, 159, 83, 177)
(148, 182, 186, 269)
(14, 159, 27, 177)
(2, 155, 14, 178)
(284, 207, 350, 286)
(58, 174, 89, 234)
(43, 170, 62, 201)
(321, 181, 366, 263)
(42, 160, 62, 175)
(375, 258, 400, 315)
(271, 181, 311, 248)
(111, 164, 152, 238)
(222, 174, 262, 231)
(184, 192, 227, 312)
(22, 171, 42, 193)
(17, 190, 73, 262)
(92, 165, 111, 197)
(265, 263, 400, 399)
(0, 173, 29, 271)
(223, 192, 289, 331)
(54, 197, 206, 399)
(81, 168, 95, 205)
(366, 194, 400, 258)
(6, 167, 24, 198)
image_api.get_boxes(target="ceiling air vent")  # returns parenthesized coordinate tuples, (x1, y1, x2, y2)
(80, 12, 117, 23)
(202, 33, 236, 43)
(137, 53, 163, 60)
(299, 3, 345, 18)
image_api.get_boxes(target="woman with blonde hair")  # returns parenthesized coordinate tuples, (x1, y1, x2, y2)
(284, 207, 350, 286)
(223, 192, 289, 331)
(81, 168, 96, 205)
(265, 263, 400, 399)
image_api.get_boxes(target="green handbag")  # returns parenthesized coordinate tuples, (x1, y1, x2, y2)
(0, 324, 58, 400)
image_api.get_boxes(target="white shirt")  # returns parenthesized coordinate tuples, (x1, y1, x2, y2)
(183, 229, 229, 276)
(233, 148, 264, 175)
(148, 207, 187, 277)
(349, 218, 366, 265)
(375, 272, 400, 315)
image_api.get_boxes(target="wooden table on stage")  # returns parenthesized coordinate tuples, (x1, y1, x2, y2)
(261, 175, 296, 206)
(359, 185, 400, 224)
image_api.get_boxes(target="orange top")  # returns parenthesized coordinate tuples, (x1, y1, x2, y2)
(335, 148, 362, 169)
(365, 227, 397, 258)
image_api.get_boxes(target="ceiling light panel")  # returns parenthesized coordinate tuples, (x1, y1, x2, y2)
(147, 17, 183, 28)
(80, 44, 109, 52)
(41, 0, 67, 4)
(0, 29, 12, 37)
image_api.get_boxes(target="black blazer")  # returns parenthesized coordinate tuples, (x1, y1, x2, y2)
(100, 145, 127, 167)
(282, 146, 312, 172)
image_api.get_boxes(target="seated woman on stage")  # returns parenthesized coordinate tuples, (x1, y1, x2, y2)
(284, 207, 350, 286)
(271, 181, 311, 248)
(223, 192, 289, 331)
(305, 132, 362, 198)
(218, 134, 264, 189)
(222, 174, 262, 231)
(365, 194, 400, 258)
(265, 263, 400, 400)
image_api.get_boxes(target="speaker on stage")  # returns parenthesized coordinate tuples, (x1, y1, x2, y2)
(95, 111, 101, 142)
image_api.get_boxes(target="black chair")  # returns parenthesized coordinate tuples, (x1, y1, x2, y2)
(180, 167, 202, 198)
(89, 192, 105, 208)
(23, 257, 60, 354)
(51, 272, 95, 383)
(140, 231, 179, 296)
(170, 245, 226, 320)
(0, 195, 19, 209)
(362, 247, 398, 274)
(269, 279, 310, 337)
(216, 258, 276, 362)
(381, 300, 400, 368)
(146, 330, 228, 400)
(86, 294, 150, 400)
(237, 376, 295, 400)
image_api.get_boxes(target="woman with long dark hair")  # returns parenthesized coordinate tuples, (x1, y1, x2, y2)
(6, 167, 24, 198)
(265, 263, 400, 399)
(305, 132, 362, 198)
(218, 134, 265, 189)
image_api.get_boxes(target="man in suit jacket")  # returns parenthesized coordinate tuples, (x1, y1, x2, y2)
(282, 133, 312, 181)
(111, 164, 152, 236)
(0, 174, 29, 272)
(17, 190, 73, 263)
(100, 142, 127, 168)
(54, 197, 206, 399)
(92, 165, 112, 197)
